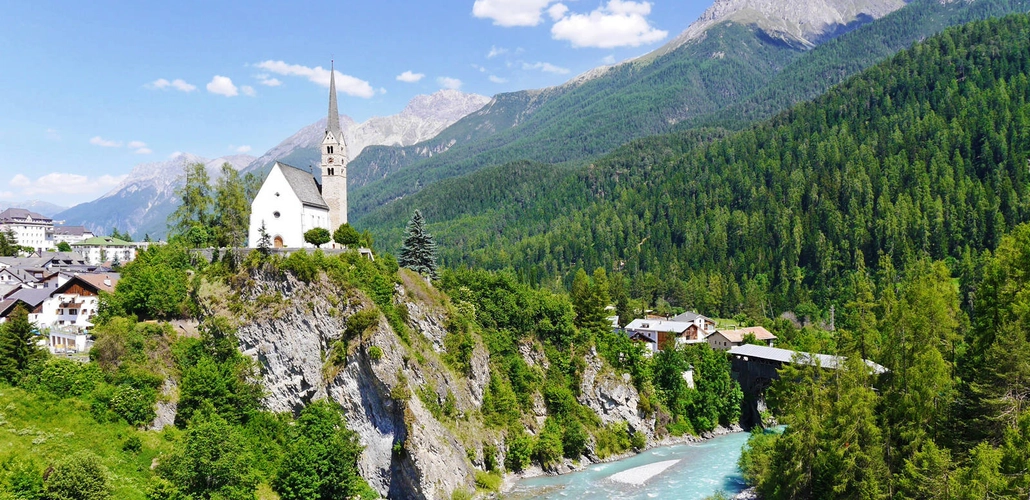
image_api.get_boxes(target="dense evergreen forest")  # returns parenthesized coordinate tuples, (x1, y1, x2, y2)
(349, 0, 1030, 221)
(365, 14, 1030, 320)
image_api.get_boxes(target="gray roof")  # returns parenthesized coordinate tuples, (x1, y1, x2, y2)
(0, 208, 51, 223)
(671, 311, 710, 323)
(53, 226, 90, 237)
(277, 162, 329, 210)
(7, 287, 53, 307)
(728, 344, 886, 374)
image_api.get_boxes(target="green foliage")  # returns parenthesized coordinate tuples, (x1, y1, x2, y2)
(562, 418, 588, 459)
(56, 241, 72, 252)
(157, 409, 257, 500)
(474, 470, 501, 492)
(272, 401, 376, 500)
(398, 209, 438, 279)
(367, 345, 383, 361)
(333, 223, 361, 246)
(345, 308, 380, 341)
(168, 162, 213, 247)
(174, 319, 262, 427)
(631, 430, 647, 451)
(106, 243, 192, 320)
(0, 306, 45, 384)
(594, 422, 632, 460)
(43, 450, 111, 500)
(304, 228, 331, 248)
(0, 228, 20, 257)
(504, 427, 534, 472)
(533, 417, 564, 469)
(109, 385, 156, 427)
(213, 163, 251, 249)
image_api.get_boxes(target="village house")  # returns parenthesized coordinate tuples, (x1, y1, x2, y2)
(707, 326, 778, 351)
(0, 208, 54, 253)
(669, 311, 717, 341)
(0, 272, 119, 354)
(624, 318, 708, 353)
(71, 236, 137, 265)
(51, 226, 95, 246)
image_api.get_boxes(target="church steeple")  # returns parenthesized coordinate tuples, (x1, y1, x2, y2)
(321, 60, 348, 232)
(327, 60, 342, 141)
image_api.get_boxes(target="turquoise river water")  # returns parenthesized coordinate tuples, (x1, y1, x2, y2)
(505, 431, 751, 499)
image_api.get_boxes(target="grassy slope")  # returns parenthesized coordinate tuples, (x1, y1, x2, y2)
(0, 384, 174, 499)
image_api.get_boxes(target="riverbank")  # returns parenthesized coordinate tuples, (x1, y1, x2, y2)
(499, 424, 747, 498)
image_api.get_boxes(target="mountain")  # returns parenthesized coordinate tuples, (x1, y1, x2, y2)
(344, 0, 915, 221)
(1, 200, 67, 218)
(242, 89, 490, 181)
(58, 90, 489, 240)
(369, 12, 1030, 315)
(53, 153, 255, 239)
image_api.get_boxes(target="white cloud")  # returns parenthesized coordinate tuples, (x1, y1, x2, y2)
(146, 78, 196, 92)
(135, 148, 153, 154)
(437, 76, 463, 90)
(241, 85, 256, 97)
(8, 172, 127, 197)
(90, 136, 122, 148)
(235, 145, 252, 153)
(602, 55, 617, 64)
(10, 174, 30, 187)
(169, 151, 184, 158)
(127, 141, 146, 149)
(489, 75, 508, 83)
(473, 0, 556, 27)
(255, 60, 375, 98)
(256, 75, 283, 87)
(522, 61, 570, 74)
(396, 70, 425, 83)
(379, 87, 387, 94)
(207, 75, 239, 97)
(487, 45, 508, 58)
(551, 0, 667, 48)
(548, 3, 569, 20)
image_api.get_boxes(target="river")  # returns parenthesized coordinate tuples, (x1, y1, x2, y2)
(505, 431, 751, 499)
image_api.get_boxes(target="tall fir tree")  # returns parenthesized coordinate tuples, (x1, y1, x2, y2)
(0, 306, 44, 383)
(399, 210, 438, 279)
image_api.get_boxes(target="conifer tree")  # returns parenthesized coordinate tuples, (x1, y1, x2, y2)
(0, 306, 44, 383)
(257, 221, 272, 255)
(399, 210, 438, 279)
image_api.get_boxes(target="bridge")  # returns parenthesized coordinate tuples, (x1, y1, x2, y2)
(728, 344, 886, 429)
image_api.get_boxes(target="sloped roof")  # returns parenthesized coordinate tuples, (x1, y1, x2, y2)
(728, 344, 887, 374)
(0, 208, 51, 223)
(7, 287, 53, 307)
(624, 319, 692, 333)
(72, 236, 134, 247)
(671, 311, 713, 323)
(715, 326, 777, 343)
(276, 162, 329, 210)
(62, 273, 120, 293)
(53, 226, 91, 237)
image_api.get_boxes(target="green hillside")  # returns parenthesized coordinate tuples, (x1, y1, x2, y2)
(349, 0, 1030, 223)
(364, 13, 1030, 317)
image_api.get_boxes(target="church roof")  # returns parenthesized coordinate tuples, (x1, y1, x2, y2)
(276, 162, 329, 210)
(327, 61, 343, 141)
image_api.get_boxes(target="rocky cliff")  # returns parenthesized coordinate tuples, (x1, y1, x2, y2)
(226, 265, 657, 499)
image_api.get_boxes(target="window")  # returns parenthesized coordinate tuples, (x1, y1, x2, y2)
(273, 211, 281, 219)
(70, 309, 77, 316)
(327, 146, 334, 154)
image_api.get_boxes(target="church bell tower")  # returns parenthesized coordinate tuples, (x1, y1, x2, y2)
(321, 61, 348, 231)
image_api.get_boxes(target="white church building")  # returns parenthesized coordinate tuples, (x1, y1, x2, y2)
(249, 62, 349, 249)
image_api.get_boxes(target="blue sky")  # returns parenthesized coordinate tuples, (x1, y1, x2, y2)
(0, 0, 709, 207)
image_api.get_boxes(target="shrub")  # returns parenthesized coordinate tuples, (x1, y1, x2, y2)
(483, 444, 498, 472)
(505, 428, 534, 472)
(122, 435, 143, 454)
(474, 470, 502, 492)
(345, 309, 380, 341)
(303, 228, 331, 248)
(533, 417, 564, 469)
(43, 450, 111, 500)
(668, 415, 695, 437)
(562, 418, 588, 459)
(110, 384, 157, 427)
(594, 422, 631, 459)
(631, 430, 647, 451)
(368, 345, 383, 361)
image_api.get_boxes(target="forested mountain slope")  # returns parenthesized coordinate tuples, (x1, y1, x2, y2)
(349, 0, 1029, 222)
(368, 14, 1030, 317)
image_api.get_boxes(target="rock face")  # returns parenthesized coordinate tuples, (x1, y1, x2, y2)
(234, 270, 477, 499)
(578, 350, 653, 439)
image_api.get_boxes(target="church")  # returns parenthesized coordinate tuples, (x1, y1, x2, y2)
(248, 63, 348, 248)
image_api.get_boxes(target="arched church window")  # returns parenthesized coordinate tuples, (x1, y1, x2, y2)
(327, 146, 334, 154)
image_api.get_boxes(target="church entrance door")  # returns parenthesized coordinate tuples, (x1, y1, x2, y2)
(273, 236, 284, 248)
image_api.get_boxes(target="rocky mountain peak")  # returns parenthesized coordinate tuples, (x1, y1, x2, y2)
(401, 89, 491, 122)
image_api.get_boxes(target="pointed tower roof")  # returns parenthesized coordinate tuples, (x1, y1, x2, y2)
(327, 60, 342, 140)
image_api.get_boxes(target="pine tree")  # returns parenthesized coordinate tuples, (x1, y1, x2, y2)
(257, 221, 272, 255)
(399, 210, 438, 279)
(0, 306, 44, 383)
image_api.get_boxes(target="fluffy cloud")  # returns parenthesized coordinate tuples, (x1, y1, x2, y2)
(8, 172, 127, 197)
(255, 60, 375, 98)
(396, 71, 425, 83)
(551, 0, 667, 48)
(602, 55, 617, 64)
(522, 61, 570, 74)
(473, 0, 556, 27)
(487, 45, 508, 58)
(547, 3, 569, 20)
(127, 141, 151, 154)
(146, 78, 196, 92)
(135, 148, 153, 154)
(437, 77, 463, 90)
(489, 75, 508, 83)
(256, 74, 283, 87)
(207, 75, 239, 97)
(235, 145, 252, 153)
(241, 85, 256, 97)
(89, 136, 121, 148)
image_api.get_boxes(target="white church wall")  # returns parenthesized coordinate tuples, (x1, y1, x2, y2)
(249, 166, 305, 248)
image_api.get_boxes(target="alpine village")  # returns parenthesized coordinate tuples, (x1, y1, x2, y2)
(5, 0, 1030, 498)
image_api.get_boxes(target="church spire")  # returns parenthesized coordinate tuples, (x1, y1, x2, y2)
(327, 60, 342, 139)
